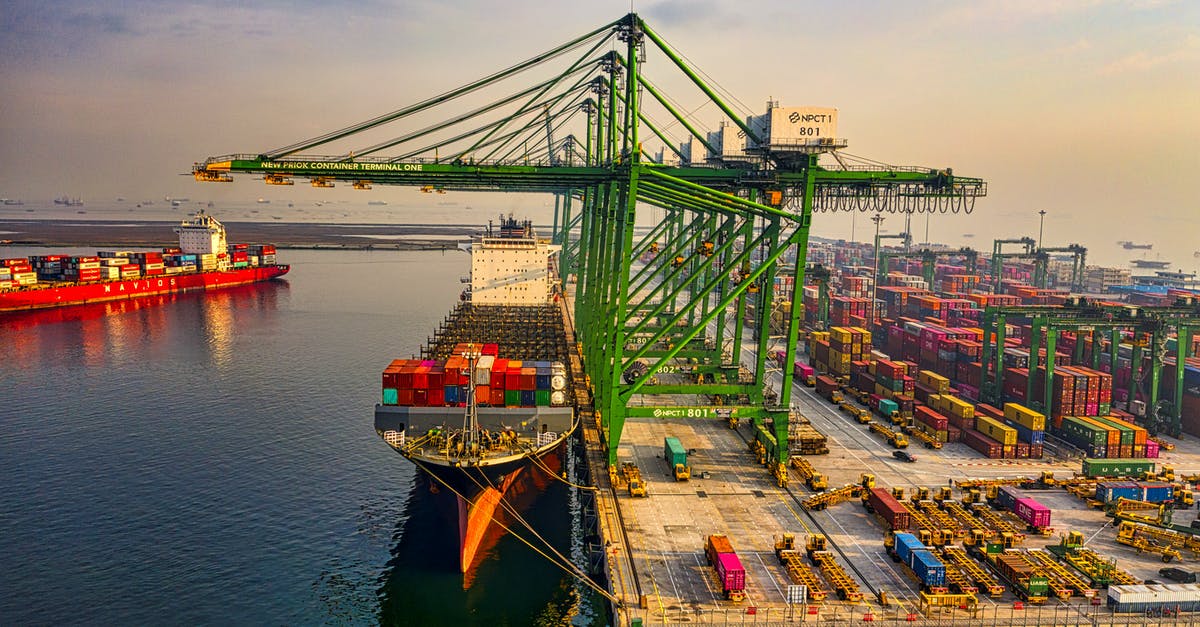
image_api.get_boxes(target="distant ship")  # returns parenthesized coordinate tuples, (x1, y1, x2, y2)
(54, 196, 83, 206)
(257, 198, 270, 204)
(1118, 241, 1153, 250)
(368, 200, 388, 206)
(1131, 259, 1171, 269)
(962, 233, 975, 238)
(1, 198, 24, 206)
(0, 211, 288, 313)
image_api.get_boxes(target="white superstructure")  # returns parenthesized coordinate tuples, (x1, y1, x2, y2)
(469, 215, 560, 305)
(174, 211, 228, 256)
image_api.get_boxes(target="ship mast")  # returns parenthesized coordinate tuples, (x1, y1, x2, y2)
(461, 343, 481, 460)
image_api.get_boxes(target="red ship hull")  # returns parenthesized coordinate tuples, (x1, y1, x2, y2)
(0, 265, 290, 312)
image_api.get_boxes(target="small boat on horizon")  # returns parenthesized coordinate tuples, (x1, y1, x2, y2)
(1118, 240, 1153, 250)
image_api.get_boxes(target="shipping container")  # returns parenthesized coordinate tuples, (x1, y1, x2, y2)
(1081, 458, 1155, 478)
(1012, 497, 1052, 528)
(664, 437, 688, 468)
(705, 534, 735, 565)
(867, 487, 910, 530)
(996, 485, 1026, 512)
(714, 552, 746, 597)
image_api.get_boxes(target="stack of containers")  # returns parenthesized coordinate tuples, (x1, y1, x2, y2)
(1001, 402, 1046, 458)
(228, 243, 250, 269)
(4, 258, 37, 286)
(30, 255, 65, 280)
(250, 244, 277, 266)
(0, 262, 12, 290)
(913, 405, 949, 442)
(976, 415, 1018, 458)
(135, 251, 165, 276)
(62, 256, 102, 282)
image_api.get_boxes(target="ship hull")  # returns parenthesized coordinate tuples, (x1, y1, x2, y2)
(0, 265, 289, 312)
(376, 404, 576, 573)
(419, 437, 567, 573)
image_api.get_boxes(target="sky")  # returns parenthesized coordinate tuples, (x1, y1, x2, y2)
(1, 0, 1197, 266)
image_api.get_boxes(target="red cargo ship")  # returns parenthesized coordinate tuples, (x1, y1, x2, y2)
(0, 211, 289, 313)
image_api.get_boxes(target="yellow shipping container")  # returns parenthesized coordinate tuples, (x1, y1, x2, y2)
(927, 394, 943, 410)
(830, 327, 853, 344)
(976, 416, 1018, 446)
(944, 396, 975, 421)
(810, 331, 830, 344)
(1002, 402, 1046, 431)
(919, 370, 951, 395)
(851, 327, 873, 344)
(829, 349, 850, 365)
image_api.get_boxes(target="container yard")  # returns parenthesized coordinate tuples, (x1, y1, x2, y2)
(575, 228, 1200, 625)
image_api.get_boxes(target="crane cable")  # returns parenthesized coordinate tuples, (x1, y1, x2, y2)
(459, 448, 615, 601)
(406, 453, 620, 606)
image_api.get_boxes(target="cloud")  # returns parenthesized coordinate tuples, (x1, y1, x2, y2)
(642, 0, 744, 30)
(1099, 33, 1200, 74)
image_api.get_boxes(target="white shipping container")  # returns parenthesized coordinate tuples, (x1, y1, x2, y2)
(142, 262, 165, 270)
(102, 258, 130, 266)
(474, 355, 495, 385)
(0, 280, 13, 289)
(1109, 583, 1200, 604)
(165, 266, 182, 274)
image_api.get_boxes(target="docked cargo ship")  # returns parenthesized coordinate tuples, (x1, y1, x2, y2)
(0, 211, 288, 312)
(375, 215, 577, 573)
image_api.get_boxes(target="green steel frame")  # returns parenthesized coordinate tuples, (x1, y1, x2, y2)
(195, 13, 988, 467)
(980, 302, 1200, 436)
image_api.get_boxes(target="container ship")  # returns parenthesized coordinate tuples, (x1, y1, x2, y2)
(374, 215, 578, 573)
(0, 211, 288, 312)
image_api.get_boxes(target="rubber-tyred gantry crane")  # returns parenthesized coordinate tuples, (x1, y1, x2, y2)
(192, 13, 987, 467)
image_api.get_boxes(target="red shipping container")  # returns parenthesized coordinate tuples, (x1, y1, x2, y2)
(397, 389, 414, 405)
(414, 366, 430, 389)
(413, 389, 428, 406)
(867, 487, 910, 530)
(520, 367, 537, 391)
(490, 388, 506, 406)
(505, 368, 521, 390)
(428, 387, 445, 406)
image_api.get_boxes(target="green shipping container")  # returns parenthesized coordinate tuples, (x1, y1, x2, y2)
(664, 436, 688, 467)
(1081, 458, 1154, 478)
(1090, 416, 1135, 446)
(382, 388, 398, 405)
(1062, 417, 1106, 447)
(505, 389, 522, 407)
(535, 390, 550, 406)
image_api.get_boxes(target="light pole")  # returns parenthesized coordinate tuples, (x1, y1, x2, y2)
(1037, 209, 1047, 249)
(871, 213, 884, 323)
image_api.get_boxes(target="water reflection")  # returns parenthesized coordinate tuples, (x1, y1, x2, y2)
(0, 281, 288, 371)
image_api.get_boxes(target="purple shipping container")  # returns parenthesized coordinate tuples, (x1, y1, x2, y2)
(1013, 497, 1052, 528)
(1147, 440, 1160, 458)
(715, 552, 746, 593)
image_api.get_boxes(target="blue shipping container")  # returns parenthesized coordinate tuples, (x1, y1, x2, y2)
(520, 389, 536, 406)
(1006, 420, 1046, 445)
(1096, 482, 1141, 503)
(444, 385, 460, 405)
(893, 533, 922, 566)
(908, 550, 947, 588)
(1141, 482, 1174, 503)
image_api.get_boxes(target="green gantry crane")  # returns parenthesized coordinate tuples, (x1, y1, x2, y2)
(192, 13, 987, 468)
(980, 298, 1200, 436)
(1033, 244, 1087, 292)
(877, 247, 979, 291)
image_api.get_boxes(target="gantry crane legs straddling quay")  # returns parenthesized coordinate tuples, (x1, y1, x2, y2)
(193, 13, 987, 467)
